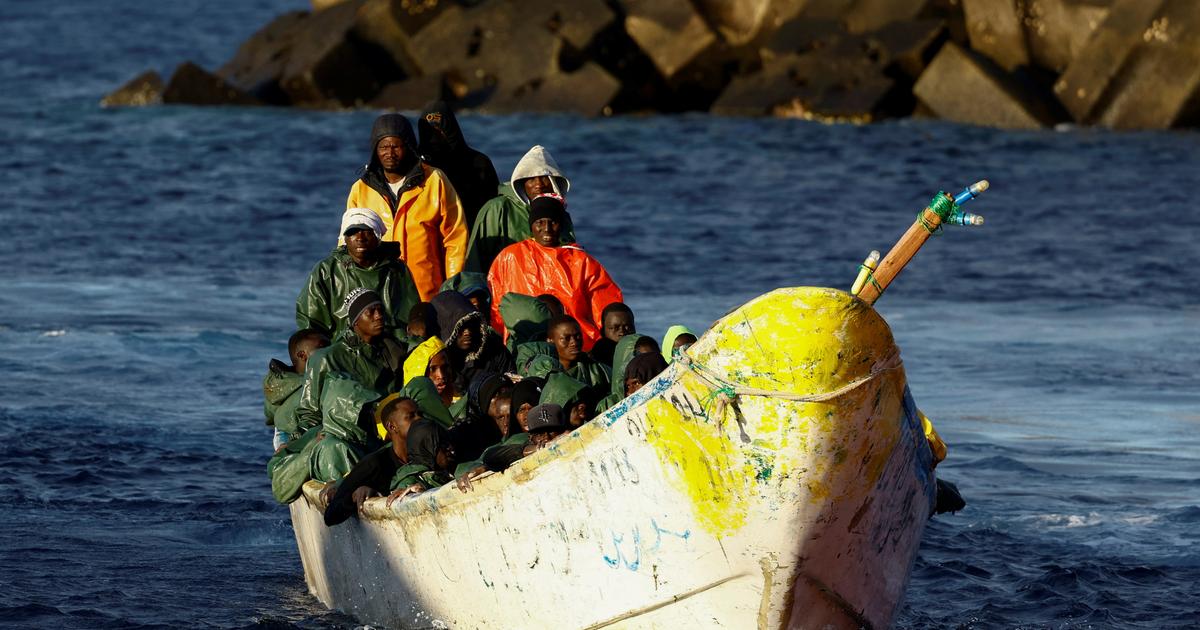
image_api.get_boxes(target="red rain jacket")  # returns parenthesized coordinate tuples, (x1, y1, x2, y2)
(487, 240, 623, 351)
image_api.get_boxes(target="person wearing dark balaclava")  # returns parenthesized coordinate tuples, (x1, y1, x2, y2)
(431, 290, 514, 390)
(417, 101, 499, 231)
(346, 113, 468, 302)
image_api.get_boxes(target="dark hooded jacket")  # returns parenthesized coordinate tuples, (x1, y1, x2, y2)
(431, 290, 513, 389)
(418, 101, 500, 230)
(295, 242, 421, 339)
(595, 334, 649, 414)
(347, 113, 467, 301)
(390, 419, 454, 491)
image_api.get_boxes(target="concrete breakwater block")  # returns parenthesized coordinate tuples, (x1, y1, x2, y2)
(867, 18, 948, 79)
(1023, 0, 1111, 73)
(101, 71, 164, 107)
(620, 0, 718, 80)
(844, 0, 930, 34)
(217, 11, 309, 104)
(1053, 0, 1168, 123)
(913, 42, 1054, 129)
(1092, 0, 1200, 129)
(487, 62, 622, 115)
(961, 0, 1030, 71)
(162, 62, 261, 106)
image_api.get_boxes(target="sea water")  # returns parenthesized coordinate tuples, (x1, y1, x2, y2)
(1, 1, 1197, 628)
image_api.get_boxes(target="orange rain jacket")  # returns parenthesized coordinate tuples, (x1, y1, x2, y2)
(487, 240, 623, 351)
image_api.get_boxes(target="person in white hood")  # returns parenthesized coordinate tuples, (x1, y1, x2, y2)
(463, 145, 578, 274)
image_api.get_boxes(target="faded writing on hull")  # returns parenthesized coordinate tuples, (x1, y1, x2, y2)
(603, 518, 693, 572)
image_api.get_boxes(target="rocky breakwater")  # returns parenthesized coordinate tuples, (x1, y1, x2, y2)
(103, 0, 1200, 130)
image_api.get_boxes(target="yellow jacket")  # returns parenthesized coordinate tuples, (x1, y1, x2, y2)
(346, 163, 468, 301)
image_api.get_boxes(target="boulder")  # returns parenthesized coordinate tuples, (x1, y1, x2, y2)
(1092, 0, 1200, 129)
(488, 62, 622, 115)
(913, 42, 1055, 129)
(368, 74, 449, 111)
(691, 0, 773, 45)
(867, 18, 947, 80)
(762, 17, 851, 57)
(844, 0, 930, 34)
(1053, 0, 1167, 123)
(620, 0, 719, 80)
(799, 0, 858, 19)
(960, 0, 1030, 71)
(217, 11, 310, 104)
(162, 62, 261, 106)
(100, 70, 164, 107)
(1022, 0, 1110, 73)
(279, 0, 405, 106)
(711, 54, 813, 115)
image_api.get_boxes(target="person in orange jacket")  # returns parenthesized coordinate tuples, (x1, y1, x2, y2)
(487, 196, 623, 351)
(346, 113, 468, 301)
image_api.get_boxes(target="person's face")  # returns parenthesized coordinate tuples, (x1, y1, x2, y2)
(531, 217, 561, 247)
(488, 397, 512, 433)
(549, 322, 582, 364)
(603, 311, 635, 342)
(516, 402, 534, 432)
(523, 176, 553, 199)
(625, 377, 645, 397)
(344, 227, 380, 265)
(673, 333, 697, 353)
(454, 325, 476, 352)
(435, 442, 457, 471)
(407, 319, 426, 339)
(531, 429, 566, 447)
(384, 400, 421, 442)
(427, 351, 454, 394)
(376, 136, 406, 173)
(568, 401, 589, 427)
(354, 304, 385, 340)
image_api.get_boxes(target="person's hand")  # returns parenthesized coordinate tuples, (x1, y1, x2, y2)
(352, 486, 379, 512)
(318, 481, 338, 506)
(455, 466, 487, 493)
(386, 483, 425, 507)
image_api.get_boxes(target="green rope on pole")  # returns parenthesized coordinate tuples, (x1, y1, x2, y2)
(918, 192, 956, 235)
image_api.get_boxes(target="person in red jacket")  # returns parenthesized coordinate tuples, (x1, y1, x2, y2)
(486, 196, 622, 351)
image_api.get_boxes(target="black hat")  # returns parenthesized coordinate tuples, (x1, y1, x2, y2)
(339, 288, 382, 327)
(526, 403, 567, 434)
(528, 195, 566, 227)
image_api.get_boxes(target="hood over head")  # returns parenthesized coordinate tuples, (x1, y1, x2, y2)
(625, 351, 668, 387)
(500, 292, 553, 346)
(468, 371, 510, 418)
(609, 334, 649, 397)
(510, 376, 545, 428)
(417, 101, 466, 159)
(264, 359, 304, 406)
(367, 113, 419, 174)
(661, 324, 696, 362)
(540, 372, 588, 409)
(510, 145, 571, 204)
(405, 418, 448, 469)
(431, 290, 494, 363)
(403, 336, 446, 386)
(319, 372, 381, 445)
(440, 271, 490, 300)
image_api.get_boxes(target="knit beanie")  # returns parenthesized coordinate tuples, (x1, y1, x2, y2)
(528, 195, 566, 227)
(338, 288, 382, 327)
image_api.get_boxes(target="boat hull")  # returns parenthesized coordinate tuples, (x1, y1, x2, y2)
(290, 287, 936, 629)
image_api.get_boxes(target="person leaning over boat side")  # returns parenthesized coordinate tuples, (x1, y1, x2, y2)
(296, 208, 421, 339)
(431, 290, 513, 391)
(589, 302, 636, 367)
(346, 113, 468, 301)
(294, 289, 406, 433)
(661, 325, 697, 363)
(487, 196, 623, 350)
(463, 145, 577, 274)
(386, 418, 458, 505)
(322, 395, 422, 526)
(417, 101, 499, 231)
(545, 315, 610, 391)
(454, 373, 524, 492)
(263, 329, 330, 451)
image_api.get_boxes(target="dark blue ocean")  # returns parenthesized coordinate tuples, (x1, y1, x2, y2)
(1, 1, 1197, 628)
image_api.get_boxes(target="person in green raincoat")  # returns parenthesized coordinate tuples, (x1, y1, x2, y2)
(294, 289, 406, 433)
(539, 371, 596, 428)
(263, 329, 330, 450)
(463, 145, 577, 274)
(548, 315, 610, 391)
(322, 396, 423, 526)
(385, 419, 458, 505)
(594, 333, 653, 415)
(499, 292, 552, 352)
(296, 208, 421, 339)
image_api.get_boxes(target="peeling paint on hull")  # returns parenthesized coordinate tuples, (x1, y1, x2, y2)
(290, 287, 936, 629)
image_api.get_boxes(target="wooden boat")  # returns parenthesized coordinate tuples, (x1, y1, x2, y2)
(289, 286, 937, 629)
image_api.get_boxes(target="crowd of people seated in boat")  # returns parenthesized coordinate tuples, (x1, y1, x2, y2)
(262, 105, 700, 525)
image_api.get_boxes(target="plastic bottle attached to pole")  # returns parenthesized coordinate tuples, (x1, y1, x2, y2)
(850, 250, 880, 296)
